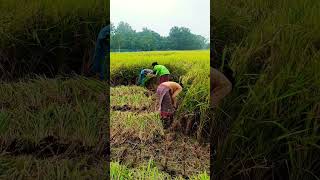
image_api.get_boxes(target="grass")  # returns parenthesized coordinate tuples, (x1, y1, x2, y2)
(111, 86, 154, 108)
(0, 76, 108, 179)
(0, 76, 107, 146)
(0, 155, 108, 179)
(0, 0, 109, 79)
(111, 111, 163, 141)
(212, 0, 320, 179)
(110, 160, 210, 180)
(110, 86, 162, 141)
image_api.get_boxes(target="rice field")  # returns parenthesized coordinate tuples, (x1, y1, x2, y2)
(0, 0, 108, 80)
(212, 0, 320, 179)
(110, 50, 210, 179)
(111, 50, 211, 139)
(0, 76, 108, 179)
(1, 0, 212, 179)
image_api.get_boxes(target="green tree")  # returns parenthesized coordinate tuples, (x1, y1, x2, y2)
(136, 28, 163, 51)
(110, 22, 207, 51)
(168, 26, 206, 50)
(113, 22, 136, 51)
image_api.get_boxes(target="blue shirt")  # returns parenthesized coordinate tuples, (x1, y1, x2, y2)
(93, 25, 110, 80)
(138, 69, 153, 86)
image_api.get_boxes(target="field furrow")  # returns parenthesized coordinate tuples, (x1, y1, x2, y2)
(110, 85, 209, 178)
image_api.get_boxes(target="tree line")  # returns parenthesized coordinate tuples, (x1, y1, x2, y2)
(110, 22, 209, 52)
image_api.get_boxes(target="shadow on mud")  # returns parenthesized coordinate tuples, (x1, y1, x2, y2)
(1, 136, 108, 159)
(111, 105, 148, 112)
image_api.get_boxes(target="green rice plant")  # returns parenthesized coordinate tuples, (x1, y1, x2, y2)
(0, 76, 108, 179)
(0, 155, 108, 179)
(212, 0, 320, 179)
(0, 76, 107, 147)
(110, 161, 134, 179)
(111, 86, 149, 96)
(0, 0, 109, 79)
(111, 86, 154, 108)
(111, 111, 164, 141)
(110, 159, 210, 180)
(133, 159, 170, 180)
(189, 172, 210, 180)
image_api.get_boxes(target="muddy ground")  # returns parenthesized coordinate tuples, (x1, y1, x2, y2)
(110, 87, 210, 178)
(1, 136, 108, 159)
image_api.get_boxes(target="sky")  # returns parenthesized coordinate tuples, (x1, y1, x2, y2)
(111, 0, 210, 39)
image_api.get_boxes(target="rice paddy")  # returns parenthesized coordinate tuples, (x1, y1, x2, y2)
(0, 0, 212, 179)
(110, 50, 210, 179)
(0, 77, 108, 179)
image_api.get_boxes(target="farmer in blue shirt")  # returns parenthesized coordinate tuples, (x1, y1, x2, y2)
(137, 69, 154, 86)
(92, 25, 110, 80)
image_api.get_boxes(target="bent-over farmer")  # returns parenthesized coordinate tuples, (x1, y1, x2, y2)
(211, 67, 233, 108)
(156, 81, 182, 128)
(137, 69, 154, 86)
(152, 62, 171, 84)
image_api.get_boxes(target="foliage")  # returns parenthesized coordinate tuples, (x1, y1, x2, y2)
(0, 76, 108, 179)
(212, 0, 320, 179)
(0, 0, 109, 80)
(110, 22, 209, 52)
(111, 160, 210, 180)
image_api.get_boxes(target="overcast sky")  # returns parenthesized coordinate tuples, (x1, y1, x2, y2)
(111, 0, 210, 39)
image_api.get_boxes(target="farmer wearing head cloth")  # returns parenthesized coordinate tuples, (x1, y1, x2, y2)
(92, 25, 110, 80)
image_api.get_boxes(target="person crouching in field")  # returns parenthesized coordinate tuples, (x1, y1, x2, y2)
(152, 62, 171, 84)
(211, 67, 233, 108)
(156, 81, 182, 129)
(137, 69, 154, 86)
